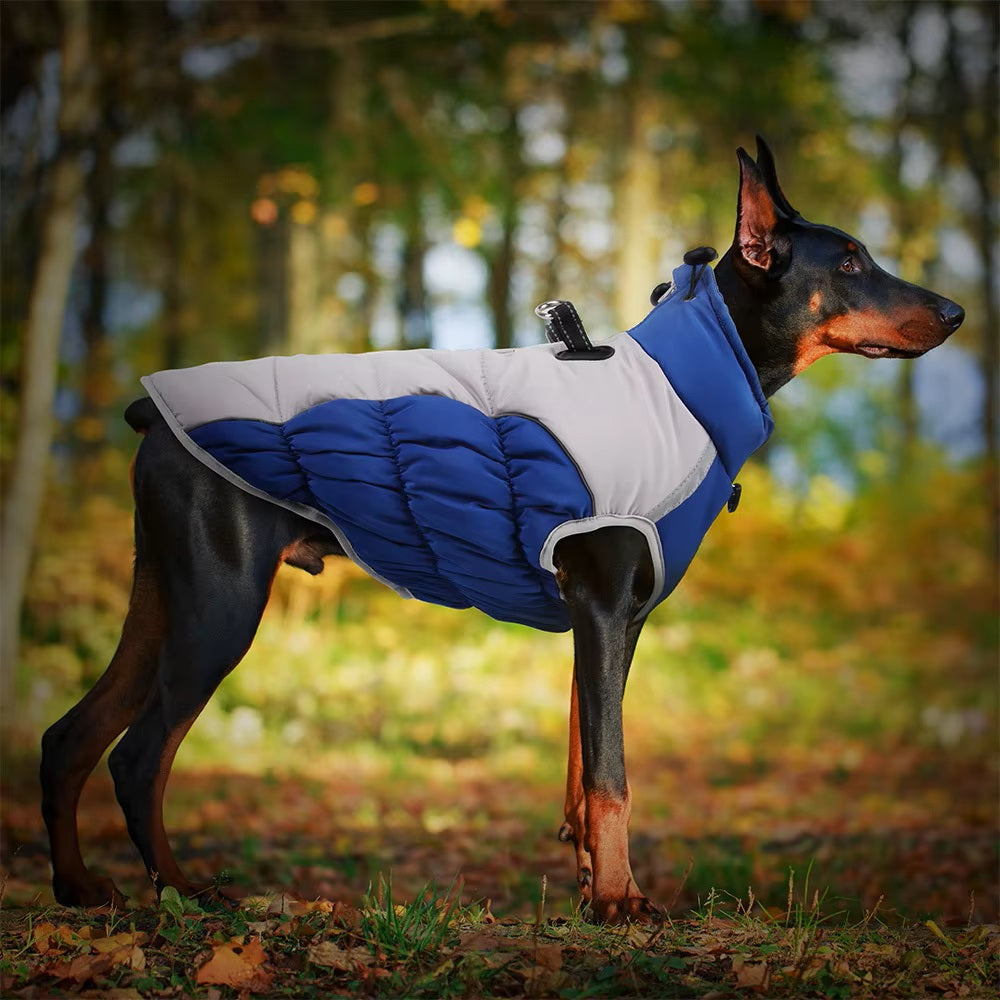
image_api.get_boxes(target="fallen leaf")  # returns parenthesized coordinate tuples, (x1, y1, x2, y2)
(307, 939, 373, 970)
(196, 935, 270, 990)
(246, 919, 278, 935)
(31, 921, 60, 954)
(532, 943, 563, 972)
(33, 922, 102, 955)
(264, 892, 335, 916)
(91, 930, 148, 954)
(49, 951, 114, 984)
(732, 955, 770, 991)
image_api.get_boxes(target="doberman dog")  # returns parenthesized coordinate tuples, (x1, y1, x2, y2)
(40, 138, 964, 922)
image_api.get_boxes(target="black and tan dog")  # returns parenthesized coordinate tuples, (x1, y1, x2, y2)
(40, 139, 963, 922)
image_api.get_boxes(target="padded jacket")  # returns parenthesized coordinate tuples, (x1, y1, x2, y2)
(142, 261, 773, 632)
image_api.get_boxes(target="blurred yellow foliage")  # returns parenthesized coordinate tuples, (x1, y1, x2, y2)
(452, 217, 482, 248)
(353, 182, 380, 207)
(290, 200, 318, 225)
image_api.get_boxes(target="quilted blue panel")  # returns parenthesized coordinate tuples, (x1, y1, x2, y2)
(189, 394, 593, 631)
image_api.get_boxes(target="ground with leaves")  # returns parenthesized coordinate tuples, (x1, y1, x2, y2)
(2, 745, 997, 998)
(1, 877, 996, 999)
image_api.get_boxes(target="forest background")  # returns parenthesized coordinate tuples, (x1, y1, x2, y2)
(1, 0, 997, 932)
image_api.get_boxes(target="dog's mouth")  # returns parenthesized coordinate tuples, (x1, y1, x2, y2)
(855, 343, 927, 360)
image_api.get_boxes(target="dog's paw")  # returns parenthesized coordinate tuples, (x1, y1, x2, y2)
(588, 891, 663, 925)
(558, 821, 595, 902)
(54, 874, 128, 910)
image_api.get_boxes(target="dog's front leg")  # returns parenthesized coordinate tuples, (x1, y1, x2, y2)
(555, 526, 658, 923)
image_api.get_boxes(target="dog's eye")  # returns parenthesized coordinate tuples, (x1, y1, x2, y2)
(840, 256, 858, 274)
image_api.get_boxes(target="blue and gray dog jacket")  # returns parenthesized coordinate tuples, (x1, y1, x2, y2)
(142, 262, 772, 632)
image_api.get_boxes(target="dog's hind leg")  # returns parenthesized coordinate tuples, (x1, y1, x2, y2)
(558, 674, 592, 903)
(40, 556, 166, 907)
(105, 425, 314, 900)
(106, 576, 271, 900)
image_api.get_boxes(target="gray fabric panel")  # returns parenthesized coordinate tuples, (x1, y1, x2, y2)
(486, 335, 712, 519)
(141, 358, 284, 428)
(144, 335, 713, 530)
(644, 440, 718, 523)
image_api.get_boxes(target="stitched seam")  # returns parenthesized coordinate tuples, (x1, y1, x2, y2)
(271, 357, 284, 422)
(479, 352, 495, 416)
(498, 411, 596, 511)
(644, 440, 717, 522)
(375, 399, 448, 583)
(275, 420, 312, 503)
(494, 417, 539, 575)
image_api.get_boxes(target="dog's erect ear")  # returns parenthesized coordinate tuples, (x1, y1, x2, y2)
(734, 146, 789, 280)
(754, 136, 798, 219)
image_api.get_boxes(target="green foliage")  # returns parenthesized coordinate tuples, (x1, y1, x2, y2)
(157, 886, 207, 944)
(361, 874, 460, 967)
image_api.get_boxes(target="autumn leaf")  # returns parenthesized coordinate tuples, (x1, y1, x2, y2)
(732, 954, 771, 991)
(31, 922, 145, 977)
(195, 935, 271, 991)
(31, 921, 60, 954)
(531, 943, 564, 972)
(47, 951, 114, 985)
(91, 930, 148, 971)
(306, 939, 374, 970)
(260, 892, 343, 917)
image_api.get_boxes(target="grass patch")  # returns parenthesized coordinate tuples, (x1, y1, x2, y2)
(1, 877, 994, 998)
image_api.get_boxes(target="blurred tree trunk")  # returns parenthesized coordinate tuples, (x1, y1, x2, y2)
(486, 108, 522, 350)
(257, 210, 289, 355)
(161, 173, 185, 369)
(541, 85, 579, 304)
(400, 198, 431, 349)
(323, 46, 374, 353)
(942, 5, 999, 561)
(77, 100, 115, 485)
(889, 1, 920, 474)
(289, 216, 322, 353)
(615, 36, 662, 331)
(0, 0, 93, 727)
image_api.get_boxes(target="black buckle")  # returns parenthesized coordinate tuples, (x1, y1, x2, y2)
(727, 482, 742, 513)
(649, 281, 672, 306)
(683, 246, 718, 300)
(535, 300, 614, 360)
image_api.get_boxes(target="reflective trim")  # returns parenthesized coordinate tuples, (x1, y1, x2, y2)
(539, 515, 665, 623)
(644, 440, 717, 522)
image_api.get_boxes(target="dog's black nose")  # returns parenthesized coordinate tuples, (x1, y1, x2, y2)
(939, 300, 965, 331)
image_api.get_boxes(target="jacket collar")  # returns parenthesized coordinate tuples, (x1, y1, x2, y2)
(627, 263, 773, 477)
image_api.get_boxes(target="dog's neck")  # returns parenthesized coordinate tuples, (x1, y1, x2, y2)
(713, 250, 795, 399)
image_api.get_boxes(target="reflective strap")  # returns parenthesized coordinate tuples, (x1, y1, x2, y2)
(534, 299, 593, 352)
